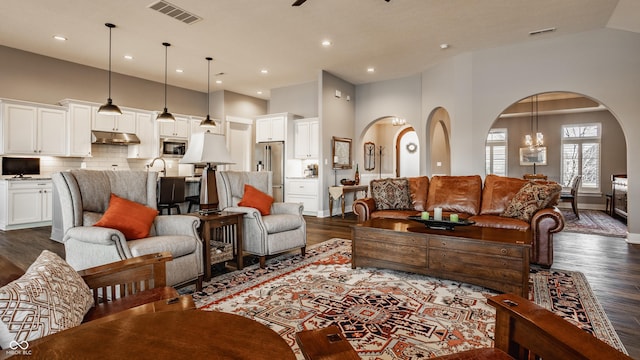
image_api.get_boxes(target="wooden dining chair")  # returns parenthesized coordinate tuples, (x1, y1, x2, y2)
(560, 175, 582, 219)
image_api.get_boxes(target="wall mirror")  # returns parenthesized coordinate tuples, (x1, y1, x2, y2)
(332, 136, 352, 169)
(364, 142, 375, 170)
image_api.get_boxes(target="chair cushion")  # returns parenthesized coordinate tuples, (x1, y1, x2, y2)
(263, 214, 304, 233)
(427, 175, 482, 215)
(370, 177, 413, 210)
(93, 193, 159, 240)
(127, 235, 199, 259)
(238, 184, 274, 215)
(501, 181, 562, 222)
(0, 250, 94, 349)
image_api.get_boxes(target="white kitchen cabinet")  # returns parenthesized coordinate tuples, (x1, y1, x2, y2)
(285, 178, 319, 216)
(294, 118, 319, 159)
(0, 179, 52, 230)
(254, 113, 300, 143)
(159, 116, 189, 138)
(66, 102, 93, 157)
(92, 108, 136, 134)
(128, 112, 158, 159)
(1, 100, 67, 156)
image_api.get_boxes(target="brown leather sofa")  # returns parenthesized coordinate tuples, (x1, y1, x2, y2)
(353, 175, 565, 267)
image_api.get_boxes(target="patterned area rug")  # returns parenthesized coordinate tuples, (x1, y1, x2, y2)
(193, 239, 627, 359)
(561, 209, 627, 237)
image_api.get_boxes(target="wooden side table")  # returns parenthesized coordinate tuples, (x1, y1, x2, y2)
(328, 185, 368, 218)
(191, 211, 244, 281)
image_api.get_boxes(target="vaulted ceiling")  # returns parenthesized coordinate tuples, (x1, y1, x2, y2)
(0, 0, 638, 99)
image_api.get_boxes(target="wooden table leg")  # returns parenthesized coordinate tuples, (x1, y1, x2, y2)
(235, 214, 244, 270)
(341, 194, 345, 219)
(329, 194, 334, 217)
(203, 222, 212, 282)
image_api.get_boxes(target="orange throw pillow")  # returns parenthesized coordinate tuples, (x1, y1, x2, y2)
(94, 193, 159, 240)
(238, 184, 274, 215)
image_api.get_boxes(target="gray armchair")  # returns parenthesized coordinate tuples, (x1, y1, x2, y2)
(52, 170, 203, 289)
(216, 171, 306, 268)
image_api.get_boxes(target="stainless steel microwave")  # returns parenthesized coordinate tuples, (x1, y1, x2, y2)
(161, 139, 187, 157)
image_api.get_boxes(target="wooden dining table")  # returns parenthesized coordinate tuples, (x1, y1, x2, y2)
(5, 310, 295, 359)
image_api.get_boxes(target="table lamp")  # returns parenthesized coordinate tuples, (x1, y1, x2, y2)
(180, 131, 234, 212)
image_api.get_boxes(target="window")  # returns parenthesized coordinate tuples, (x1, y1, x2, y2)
(486, 129, 507, 176)
(561, 123, 601, 192)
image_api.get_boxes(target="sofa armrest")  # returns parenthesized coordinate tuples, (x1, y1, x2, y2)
(64, 226, 128, 246)
(353, 198, 376, 222)
(530, 206, 564, 267)
(153, 214, 200, 237)
(272, 202, 304, 216)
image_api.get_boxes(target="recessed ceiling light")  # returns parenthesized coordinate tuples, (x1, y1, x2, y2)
(440, 43, 450, 49)
(257, 91, 264, 95)
(215, 80, 222, 84)
(123, 55, 134, 60)
(367, 67, 375, 73)
(53, 35, 67, 41)
(176, 69, 184, 73)
(260, 69, 269, 74)
(321, 40, 332, 47)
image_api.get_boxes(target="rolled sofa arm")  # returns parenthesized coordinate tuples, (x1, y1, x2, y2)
(353, 198, 377, 222)
(530, 206, 565, 267)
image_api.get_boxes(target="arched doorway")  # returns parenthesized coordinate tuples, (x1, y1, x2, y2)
(361, 116, 417, 182)
(396, 127, 419, 177)
(486, 91, 627, 211)
(428, 107, 451, 176)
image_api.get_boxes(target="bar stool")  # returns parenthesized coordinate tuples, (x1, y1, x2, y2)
(605, 193, 612, 216)
(157, 177, 186, 215)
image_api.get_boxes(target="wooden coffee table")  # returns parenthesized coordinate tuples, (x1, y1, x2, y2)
(14, 309, 295, 359)
(351, 218, 531, 297)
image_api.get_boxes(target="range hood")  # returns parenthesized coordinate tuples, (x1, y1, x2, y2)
(91, 131, 140, 145)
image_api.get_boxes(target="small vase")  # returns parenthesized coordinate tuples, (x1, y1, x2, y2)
(355, 164, 360, 185)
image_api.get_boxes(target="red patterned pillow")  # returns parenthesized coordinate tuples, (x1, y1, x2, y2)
(501, 181, 562, 221)
(371, 177, 412, 210)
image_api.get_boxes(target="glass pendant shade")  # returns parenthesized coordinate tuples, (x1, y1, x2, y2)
(524, 94, 544, 149)
(157, 42, 175, 122)
(98, 23, 122, 115)
(200, 57, 216, 128)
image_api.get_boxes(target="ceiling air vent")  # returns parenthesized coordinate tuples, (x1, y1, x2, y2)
(148, 1, 202, 25)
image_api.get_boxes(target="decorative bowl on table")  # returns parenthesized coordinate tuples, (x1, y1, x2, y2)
(408, 215, 475, 230)
(340, 179, 356, 186)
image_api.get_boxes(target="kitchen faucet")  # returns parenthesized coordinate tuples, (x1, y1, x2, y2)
(148, 157, 167, 176)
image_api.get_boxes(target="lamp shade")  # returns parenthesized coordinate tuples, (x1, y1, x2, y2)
(180, 131, 234, 165)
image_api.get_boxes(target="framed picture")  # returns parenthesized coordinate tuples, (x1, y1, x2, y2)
(519, 147, 547, 166)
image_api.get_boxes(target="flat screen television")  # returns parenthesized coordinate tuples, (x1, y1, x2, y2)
(2, 157, 41, 177)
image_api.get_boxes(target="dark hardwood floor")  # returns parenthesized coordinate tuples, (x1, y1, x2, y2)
(1, 215, 638, 358)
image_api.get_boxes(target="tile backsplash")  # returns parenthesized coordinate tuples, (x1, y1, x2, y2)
(33, 144, 181, 177)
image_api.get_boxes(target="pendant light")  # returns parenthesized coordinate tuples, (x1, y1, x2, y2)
(200, 57, 216, 128)
(524, 95, 543, 149)
(157, 42, 175, 122)
(97, 23, 122, 115)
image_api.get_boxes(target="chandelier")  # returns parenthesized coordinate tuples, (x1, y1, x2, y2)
(391, 117, 406, 126)
(525, 95, 543, 149)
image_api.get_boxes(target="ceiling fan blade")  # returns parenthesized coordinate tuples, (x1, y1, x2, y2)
(292, 0, 307, 6)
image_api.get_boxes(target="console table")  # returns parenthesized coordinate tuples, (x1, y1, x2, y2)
(328, 185, 368, 218)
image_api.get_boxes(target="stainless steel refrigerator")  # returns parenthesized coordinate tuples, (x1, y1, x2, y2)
(256, 141, 284, 202)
